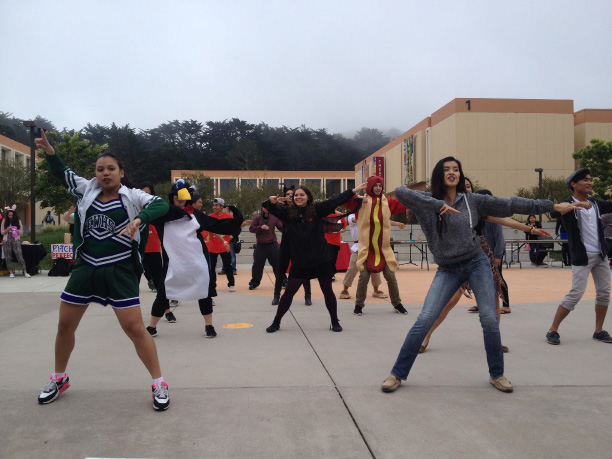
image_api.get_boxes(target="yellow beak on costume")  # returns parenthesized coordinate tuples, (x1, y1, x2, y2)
(177, 188, 191, 201)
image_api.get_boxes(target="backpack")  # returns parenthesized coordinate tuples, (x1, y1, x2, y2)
(48, 258, 71, 277)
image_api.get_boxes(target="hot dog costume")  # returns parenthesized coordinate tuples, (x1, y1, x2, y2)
(346, 175, 407, 311)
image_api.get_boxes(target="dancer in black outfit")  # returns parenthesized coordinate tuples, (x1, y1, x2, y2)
(264, 183, 366, 333)
(272, 187, 312, 306)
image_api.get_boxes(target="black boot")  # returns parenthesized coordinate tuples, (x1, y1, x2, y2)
(271, 296, 280, 305)
(330, 319, 342, 332)
(305, 295, 312, 306)
(266, 320, 281, 333)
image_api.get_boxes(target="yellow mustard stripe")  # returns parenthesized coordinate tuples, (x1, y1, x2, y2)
(372, 198, 381, 267)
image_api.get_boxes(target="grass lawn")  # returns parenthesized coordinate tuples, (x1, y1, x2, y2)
(23, 226, 71, 271)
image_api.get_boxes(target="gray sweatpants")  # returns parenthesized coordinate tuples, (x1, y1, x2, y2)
(561, 253, 610, 311)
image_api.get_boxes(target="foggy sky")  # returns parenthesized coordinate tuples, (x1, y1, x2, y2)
(2, 0, 611, 137)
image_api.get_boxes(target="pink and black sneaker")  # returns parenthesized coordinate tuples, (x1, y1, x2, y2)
(38, 374, 70, 404)
(152, 380, 170, 411)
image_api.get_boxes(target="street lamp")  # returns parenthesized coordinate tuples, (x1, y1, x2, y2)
(534, 168, 543, 223)
(22, 120, 37, 243)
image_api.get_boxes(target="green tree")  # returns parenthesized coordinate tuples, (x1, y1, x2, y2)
(152, 180, 174, 203)
(221, 183, 281, 219)
(353, 127, 389, 154)
(182, 172, 215, 203)
(573, 138, 612, 200)
(0, 159, 30, 208)
(227, 138, 263, 170)
(34, 131, 107, 215)
(516, 176, 569, 219)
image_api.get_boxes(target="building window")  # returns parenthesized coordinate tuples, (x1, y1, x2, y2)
(1, 148, 7, 160)
(325, 179, 342, 197)
(283, 179, 300, 189)
(241, 179, 257, 190)
(347, 179, 355, 191)
(263, 178, 279, 189)
(219, 179, 237, 193)
(304, 179, 322, 190)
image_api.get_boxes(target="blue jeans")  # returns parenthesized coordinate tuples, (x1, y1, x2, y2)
(221, 241, 237, 273)
(391, 251, 504, 380)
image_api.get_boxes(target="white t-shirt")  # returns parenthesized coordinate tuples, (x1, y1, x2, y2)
(348, 214, 359, 253)
(573, 197, 600, 254)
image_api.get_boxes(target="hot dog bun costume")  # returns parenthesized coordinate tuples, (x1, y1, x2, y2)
(347, 175, 407, 273)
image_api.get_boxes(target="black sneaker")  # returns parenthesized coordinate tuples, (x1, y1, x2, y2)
(546, 330, 560, 345)
(38, 374, 70, 404)
(205, 325, 217, 338)
(305, 295, 312, 306)
(266, 322, 280, 333)
(330, 320, 342, 332)
(353, 305, 363, 316)
(249, 283, 258, 290)
(271, 296, 280, 305)
(165, 312, 177, 323)
(394, 304, 408, 315)
(147, 279, 156, 291)
(147, 326, 158, 337)
(152, 380, 170, 411)
(593, 330, 612, 343)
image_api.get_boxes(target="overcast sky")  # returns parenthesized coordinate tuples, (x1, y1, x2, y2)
(2, 0, 611, 137)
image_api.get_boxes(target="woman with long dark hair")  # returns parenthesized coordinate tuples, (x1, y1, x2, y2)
(418, 183, 551, 353)
(272, 187, 312, 306)
(380, 156, 584, 394)
(264, 183, 366, 333)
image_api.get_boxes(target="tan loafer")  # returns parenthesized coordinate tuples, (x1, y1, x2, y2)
(372, 291, 389, 298)
(338, 292, 351, 299)
(490, 376, 513, 393)
(381, 375, 401, 393)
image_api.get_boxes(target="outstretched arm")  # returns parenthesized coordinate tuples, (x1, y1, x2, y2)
(487, 216, 551, 237)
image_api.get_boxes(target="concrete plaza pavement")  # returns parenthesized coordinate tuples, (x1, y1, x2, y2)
(1, 263, 611, 458)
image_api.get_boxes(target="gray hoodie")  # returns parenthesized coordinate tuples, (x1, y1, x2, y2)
(394, 187, 554, 266)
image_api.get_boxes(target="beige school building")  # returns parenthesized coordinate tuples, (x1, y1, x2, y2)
(171, 170, 356, 197)
(356, 98, 612, 197)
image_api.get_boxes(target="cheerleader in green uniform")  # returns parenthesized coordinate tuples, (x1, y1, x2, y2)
(35, 130, 171, 411)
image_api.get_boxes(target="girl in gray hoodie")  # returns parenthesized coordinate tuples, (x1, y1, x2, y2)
(381, 156, 585, 394)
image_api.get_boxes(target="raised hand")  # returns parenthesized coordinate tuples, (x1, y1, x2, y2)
(352, 183, 367, 194)
(34, 129, 55, 155)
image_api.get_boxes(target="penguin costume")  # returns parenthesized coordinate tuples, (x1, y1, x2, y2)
(147, 180, 243, 337)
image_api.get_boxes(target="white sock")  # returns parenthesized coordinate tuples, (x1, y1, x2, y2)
(152, 377, 164, 386)
(53, 372, 66, 380)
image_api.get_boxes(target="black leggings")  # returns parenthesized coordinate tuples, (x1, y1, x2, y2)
(274, 243, 311, 296)
(142, 252, 163, 289)
(151, 275, 213, 318)
(273, 277, 337, 324)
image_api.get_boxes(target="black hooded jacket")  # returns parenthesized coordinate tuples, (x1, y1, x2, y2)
(550, 196, 612, 266)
